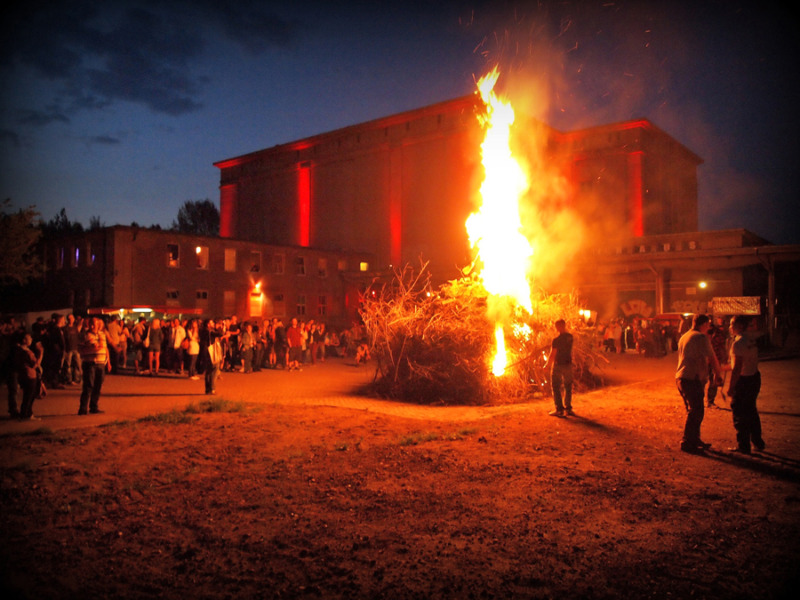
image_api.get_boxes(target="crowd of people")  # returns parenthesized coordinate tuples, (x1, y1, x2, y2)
(2, 310, 767, 457)
(1, 312, 370, 418)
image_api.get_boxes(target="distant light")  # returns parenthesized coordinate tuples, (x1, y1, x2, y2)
(132, 307, 152, 313)
(699, 281, 708, 289)
(196, 246, 202, 254)
(360, 262, 369, 272)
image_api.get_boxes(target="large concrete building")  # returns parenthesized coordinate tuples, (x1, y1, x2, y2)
(214, 93, 800, 344)
(215, 95, 702, 282)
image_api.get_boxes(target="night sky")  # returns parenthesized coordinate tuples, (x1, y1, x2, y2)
(1, 0, 797, 244)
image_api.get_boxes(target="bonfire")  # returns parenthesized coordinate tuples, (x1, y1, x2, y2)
(359, 262, 602, 406)
(361, 66, 602, 405)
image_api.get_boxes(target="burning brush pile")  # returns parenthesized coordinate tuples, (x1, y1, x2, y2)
(360, 262, 602, 406)
(361, 66, 603, 405)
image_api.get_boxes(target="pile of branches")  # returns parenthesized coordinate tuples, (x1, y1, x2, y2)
(359, 262, 604, 405)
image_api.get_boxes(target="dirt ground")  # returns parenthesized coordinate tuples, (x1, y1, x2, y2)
(1, 353, 799, 599)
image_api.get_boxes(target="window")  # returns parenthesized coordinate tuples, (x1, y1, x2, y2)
(167, 244, 180, 267)
(249, 291, 263, 318)
(57, 247, 65, 269)
(195, 246, 209, 269)
(72, 246, 79, 267)
(223, 290, 236, 316)
(359, 261, 369, 272)
(295, 256, 306, 276)
(272, 254, 285, 275)
(317, 258, 328, 278)
(317, 295, 328, 316)
(224, 248, 236, 272)
(196, 290, 208, 309)
(166, 289, 180, 305)
(338, 259, 347, 271)
(296, 294, 307, 315)
(87, 242, 95, 266)
(273, 293, 286, 317)
(250, 251, 262, 273)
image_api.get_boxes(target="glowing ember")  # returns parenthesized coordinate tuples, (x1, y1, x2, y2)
(467, 66, 534, 375)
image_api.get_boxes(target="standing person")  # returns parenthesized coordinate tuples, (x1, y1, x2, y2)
(2, 320, 24, 418)
(239, 322, 255, 373)
(545, 319, 575, 417)
(286, 317, 303, 371)
(131, 317, 147, 374)
(676, 314, 724, 454)
(14, 333, 42, 420)
(62, 314, 82, 385)
(727, 316, 765, 454)
(202, 320, 227, 395)
(186, 319, 200, 380)
(147, 318, 163, 376)
(171, 318, 186, 374)
(78, 316, 110, 415)
(105, 317, 121, 375)
(612, 319, 623, 354)
(273, 319, 287, 369)
(706, 316, 729, 408)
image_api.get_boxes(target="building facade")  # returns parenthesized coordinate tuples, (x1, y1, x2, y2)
(32, 226, 373, 329)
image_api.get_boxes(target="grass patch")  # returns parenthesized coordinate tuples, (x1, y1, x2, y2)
(139, 410, 196, 425)
(184, 398, 247, 414)
(398, 431, 442, 446)
(399, 428, 479, 446)
(136, 398, 247, 425)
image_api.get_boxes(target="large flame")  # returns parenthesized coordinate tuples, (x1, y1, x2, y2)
(467, 67, 534, 376)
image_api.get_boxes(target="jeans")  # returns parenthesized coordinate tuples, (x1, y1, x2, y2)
(731, 372, 762, 450)
(677, 378, 705, 445)
(80, 362, 106, 413)
(551, 363, 574, 411)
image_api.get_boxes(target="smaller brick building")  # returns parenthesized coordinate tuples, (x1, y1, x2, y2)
(33, 226, 374, 329)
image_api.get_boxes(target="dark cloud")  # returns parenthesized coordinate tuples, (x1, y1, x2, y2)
(1, 0, 299, 122)
(0, 129, 21, 148)
(17, 108, 70, 127)
(87, 135, 121, 146)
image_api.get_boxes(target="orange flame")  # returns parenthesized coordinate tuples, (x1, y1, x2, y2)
(467, 67, 534, 376)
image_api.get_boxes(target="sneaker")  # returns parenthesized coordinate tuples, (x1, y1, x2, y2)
(548, 409, 565, 417)
(696, 440, 712, 449)
(26, 415, 41, 421)
(89, 409, 105, 415)
(77, 409, 88, 415)
(680, 443, 705, 455)
(752, 439, 766, 451)
(728, 446, 751, 455)
(565, 409, 575, 416)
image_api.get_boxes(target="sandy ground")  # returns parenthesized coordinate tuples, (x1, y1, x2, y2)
(1, 352, 799, 599)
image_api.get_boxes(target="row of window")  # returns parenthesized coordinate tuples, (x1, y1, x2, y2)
(55, 245, 96, 269)
(54, 242, 369, 276)
(168, 289, 329, 319)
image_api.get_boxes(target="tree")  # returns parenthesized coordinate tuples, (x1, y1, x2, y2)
(41, 208, 84, 236)
(171, 199, 220, 236)
(0, 199, 42, 285)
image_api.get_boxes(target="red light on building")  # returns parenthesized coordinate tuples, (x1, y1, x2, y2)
(298, 164, 310, 247)
(628, 151, 644, 237)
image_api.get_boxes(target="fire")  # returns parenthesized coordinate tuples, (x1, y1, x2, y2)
(467, 66, 534, 376)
